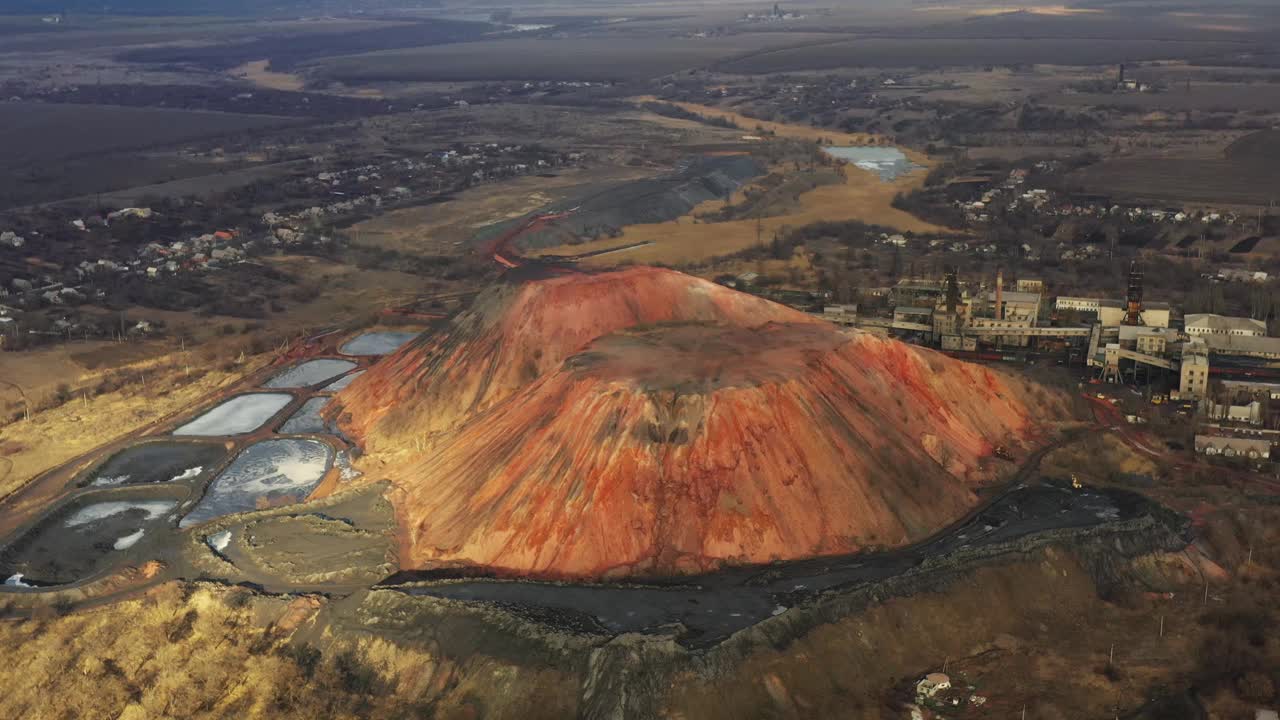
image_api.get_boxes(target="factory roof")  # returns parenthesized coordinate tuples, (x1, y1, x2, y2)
(1118, 326, 1177, 340)
(1202, 334, 1280, 357)
(1185, 314, 1267, 334)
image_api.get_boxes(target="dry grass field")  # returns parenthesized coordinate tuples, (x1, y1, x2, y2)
(0, 102, 297, 171)
(0, 351, 270, 503)
(630, 97, 886, 146)
(533, 165, 944, 266)
(529, 104, 943, 266)
(1069, 156, 1278, 207)
(229, 60, 308, 92)
(718, 37, 1254, 74)
(346, 166, 653, 258)
(311, 33, 846, 83)
(0, 583, 581, 720)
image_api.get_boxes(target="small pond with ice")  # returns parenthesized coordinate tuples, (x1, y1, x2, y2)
(340, 332, 419, 356)
(178, 439, 332, 528)
(820, 146, 921, 182)
(173, 393, 293, 436)
(264, 359, 358, 389)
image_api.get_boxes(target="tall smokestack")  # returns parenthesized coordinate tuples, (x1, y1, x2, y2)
(995, 269, 1004, 321)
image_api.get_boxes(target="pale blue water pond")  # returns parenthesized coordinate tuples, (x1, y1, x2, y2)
(821, 146, 921, 182)
(340, 332, 419, 356)
(264, 359, 357, 389)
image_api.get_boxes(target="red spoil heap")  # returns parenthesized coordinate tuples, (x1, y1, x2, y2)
(331, 267, 1063, 580)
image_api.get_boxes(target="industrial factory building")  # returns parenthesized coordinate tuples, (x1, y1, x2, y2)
(1056, 296, 1171, 328)
(815, 259, 1280, 464)
(1185, 314, 1267, 338)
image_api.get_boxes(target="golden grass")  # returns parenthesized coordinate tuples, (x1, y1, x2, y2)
(525, 99, 945, 266)
(0, 352, 270, 504)
(229, 60, 307, 92)
(0, 583, 579, 720)
(631, 97, 892, 148)
(1041, 433, 1159, 484)
(346, 166, 653, 259)
(532, 162, 945, 267)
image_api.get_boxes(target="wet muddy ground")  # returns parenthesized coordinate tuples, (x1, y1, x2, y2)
(79, 441, 228, 488)
(206, 486, 398, 587)
(0, 495, 180, 585)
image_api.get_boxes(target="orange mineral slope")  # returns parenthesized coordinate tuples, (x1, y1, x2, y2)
(332, 266, 1066, 580)
(333, 265, 819, 449)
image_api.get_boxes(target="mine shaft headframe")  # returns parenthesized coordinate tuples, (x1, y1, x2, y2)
(944, 265, 961, 314)
(1125, 259, 1145, 326)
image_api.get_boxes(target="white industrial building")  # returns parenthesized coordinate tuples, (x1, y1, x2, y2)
(1201, 334, 1280, 360)
(1057, 296, 1170, 328)
(1118, 326, 1178, 356)
(1055, 296, 1101, 312)
(1185, 314, 1267, 338)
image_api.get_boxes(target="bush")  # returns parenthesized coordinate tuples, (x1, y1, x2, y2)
(1237, 672, 1275, 703)
(283, 643, 321, 679)
(334, 650, 381, 696)
(166, 608, 199, 643)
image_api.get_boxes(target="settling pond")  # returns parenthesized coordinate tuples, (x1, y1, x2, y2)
(340, 332, 419, 356)
(323, 370, 365, 392)
(173, 393, 293, 436)
(821, 146, 921, 182)
(81, 441, 227, 488)
(1, 497, 179, 585)
(179, 439, 333, 528)
(278, 397, 332, 435)
(264, 359, 357, 389)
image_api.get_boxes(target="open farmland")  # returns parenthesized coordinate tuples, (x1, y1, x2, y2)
(531, 153, 943, 266)
(718, 38, 1259, 74)
(347, 165, 652, 259)
(521, 102, 943, 266)
(117, 18, 492, 71)
(1069, 156, 1278, 207)
(312, 33, 850, 83)
(0, 102, 296, 170)
(1050, 83, 1280, 113)
(0, 16, 401, 53)
(1225, 128, 1280, 161)
(0, 102, 298, 207)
